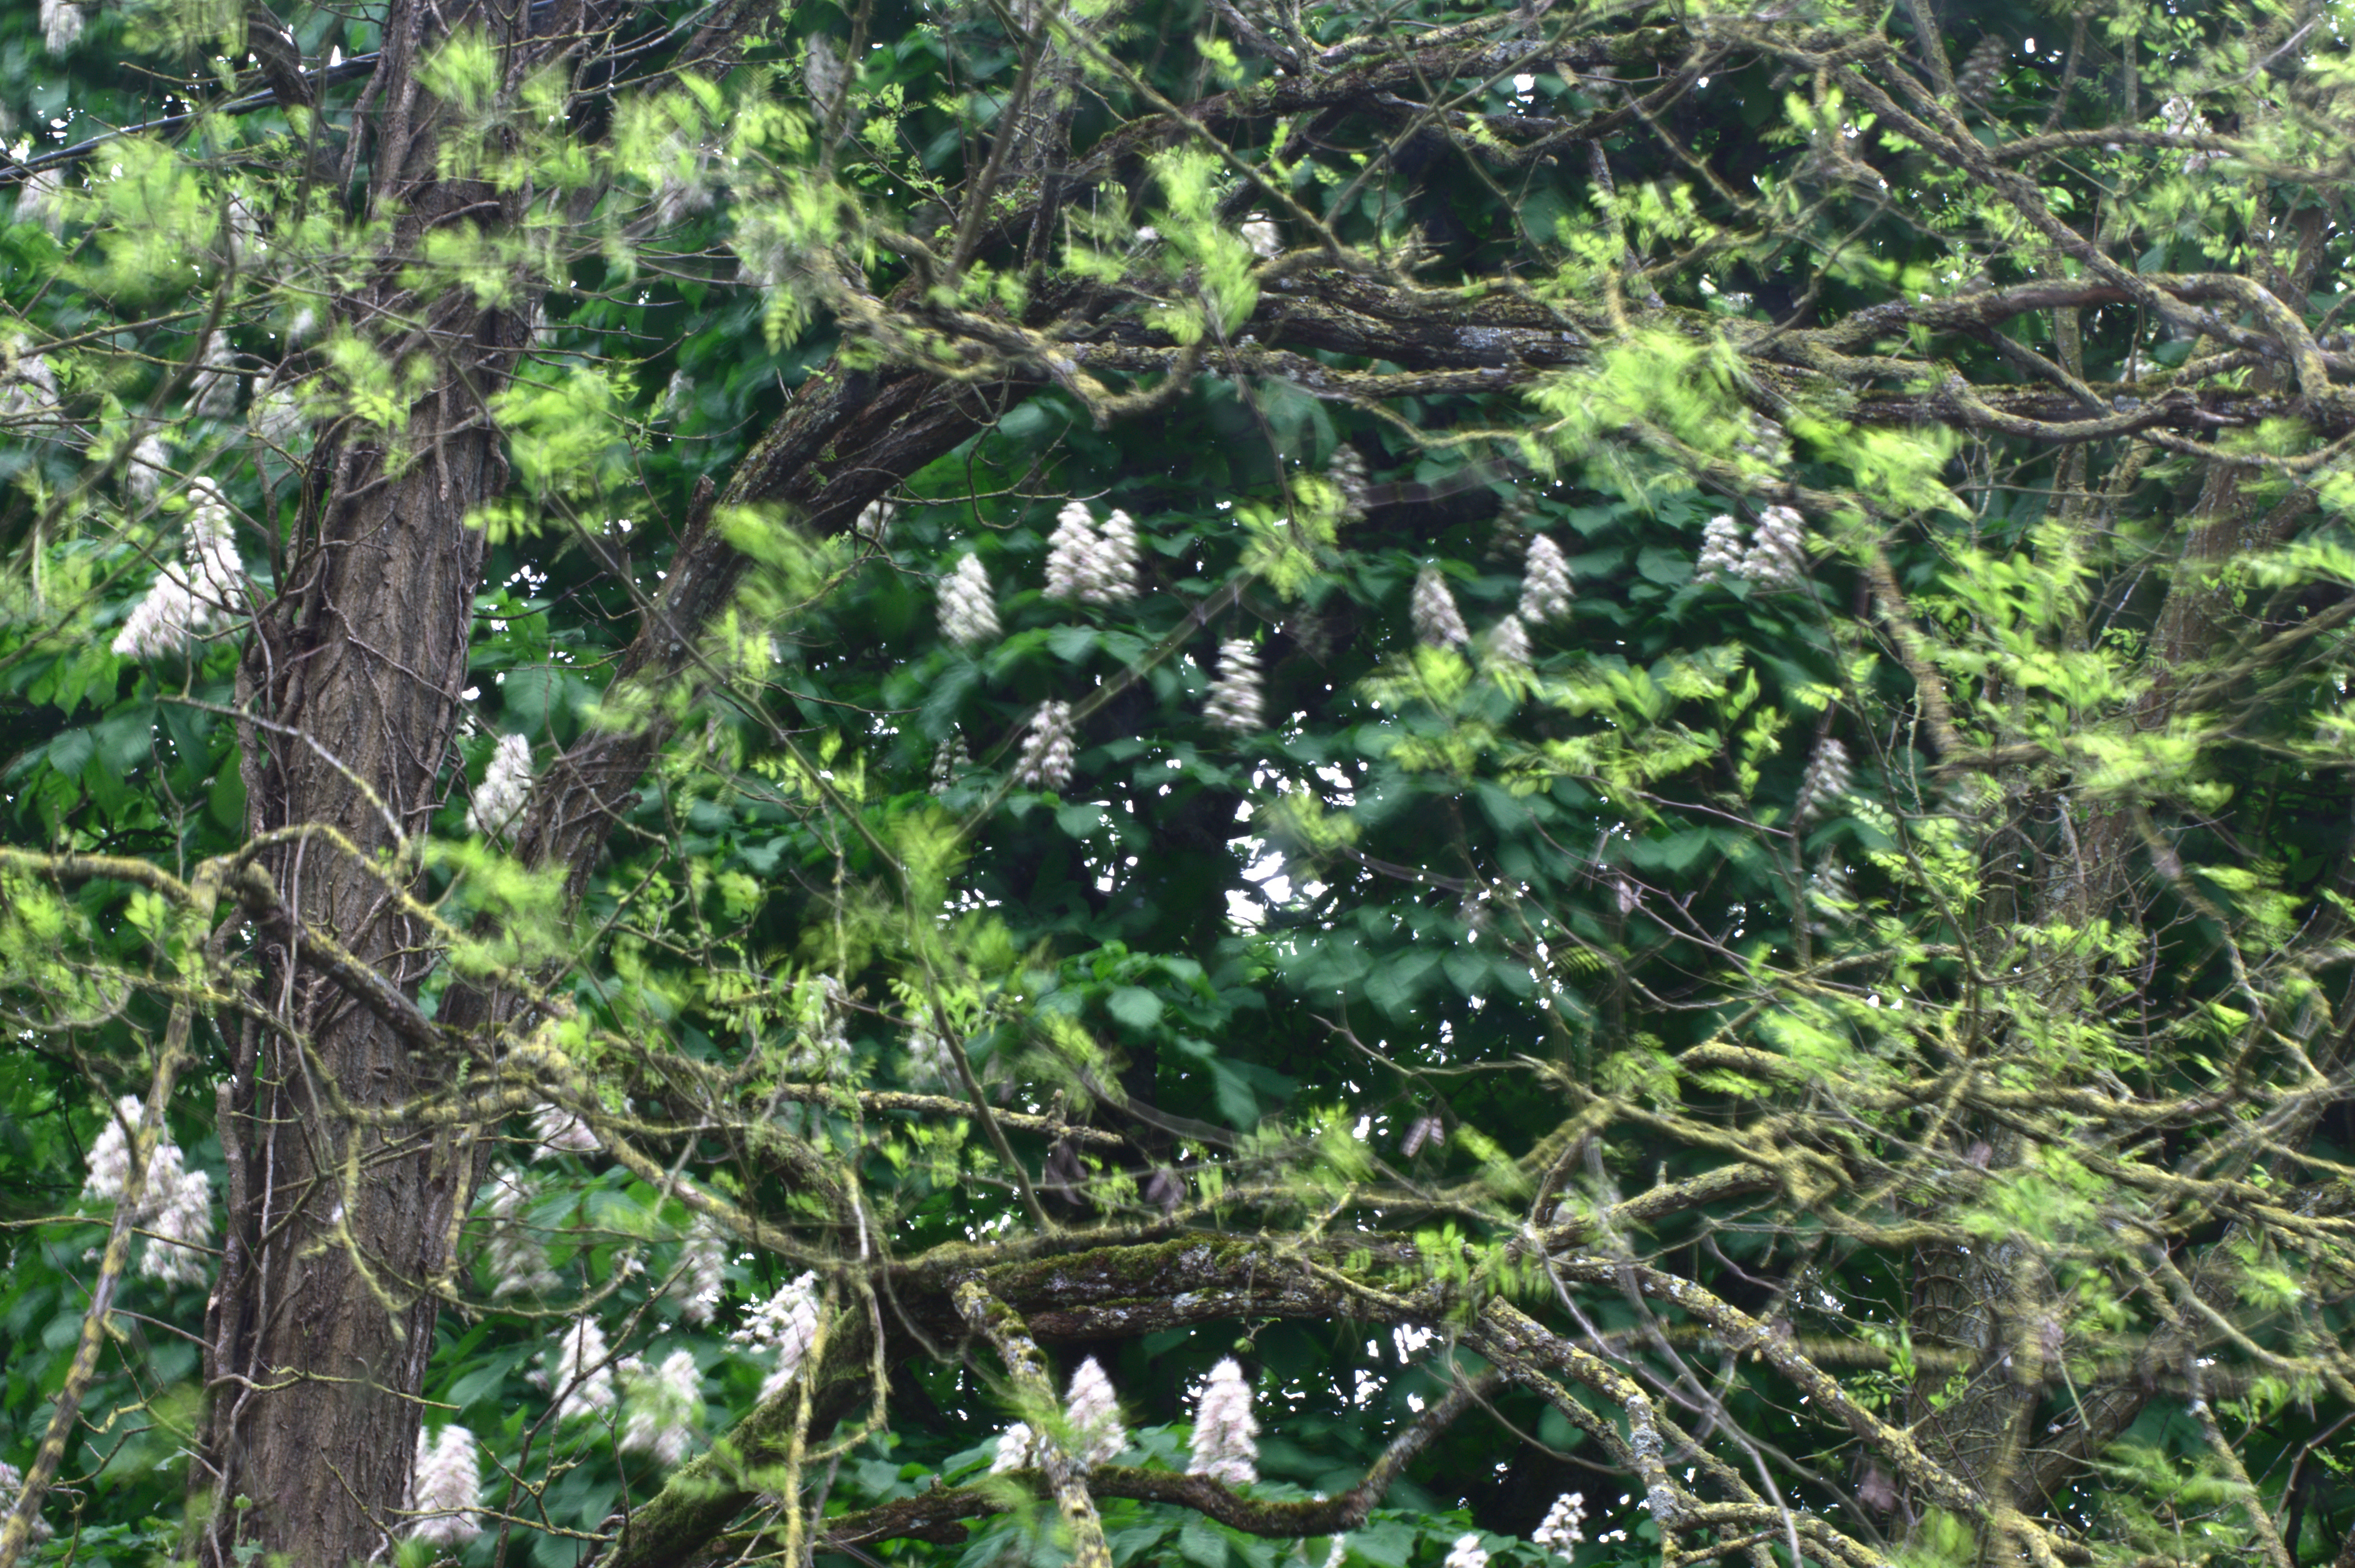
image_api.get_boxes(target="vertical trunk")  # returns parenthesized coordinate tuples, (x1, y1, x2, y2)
(197, 2, 539, 1560)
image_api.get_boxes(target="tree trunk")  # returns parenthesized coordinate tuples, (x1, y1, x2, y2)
(196, 1, 542, 1558)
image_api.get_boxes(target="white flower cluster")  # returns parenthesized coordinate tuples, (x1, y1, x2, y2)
(190, 330, 240, 418)
(1015, 701, 1076, 791)
(1806, 857, 1856, 934)
(1518, 534, 1575, 624)
(672, 1217, 728, 1326)
(1329, 448, 1370, 522)
(1734, 413, 1791, 470)
(986, 1356, 1127, 1474)
(1795, 737, 1855, 824)
(249, 380, 308, 452)
(733, 1271, 821, 1400)
(483, 1175, 559, 1299)
(1045, 502, 1139, 606)
(1187, 1357, 1258, 1487)
(2160, 94, 2212, 174)
(1485, 614, 1532, 673)
(1743, 505, 1809, 589)
(930, 736, 970, 797)
(8, 153, 63, 237)
(39, 0, 82, 56)
(126, 434, 170, 502)
(112, 481, 246, 660)
(1204, 639, 1264, 734)
(1954, 34, 2005, 106)
(539, 1318, 618, 1421)
(1693, 515, 1745, 586)
(1694, 507, 1808, 590)
(906, 1025, 959, 1090)
(408, 1424, 482, 1548)
(1411, 567, 1469, 650)
(990, 1420, 1037, 1473)
(466, 733, 535, 840)
(618, 1348, 703, 1467)
(938, 554, 1000, 650)
(0, 339, 56, 424)
(1065, 1356, 1128, 1465)
(82, 1094, 214, 1285)
(650, 134, 716, 229)
(529, 1100, 601, 1159)
(853, 497, 897, 544)
(1533, 1492, 1587, 1558)
(0, 1461, 52, 1544)
(784, 974, 852, 1078)
(1443, 1533, 1491, 1568)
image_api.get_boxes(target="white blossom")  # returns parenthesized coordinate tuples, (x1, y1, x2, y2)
(408, 1424, 482, 1548)
(483, 1174, 560, 1299)
(939, 553, 1000, 650)
(1795, 737, 1855, 825)
(82, 1094, 214, 1284)
(1045, 502, 1096, 601)
(1241, 216, 1281, 257)
(1064, 1356, 1127, 1466)
(1204, 639, 1264, 734)
(619, 1348, 703, 1467)
(0, 1461, 52, 1544)
(1046, 503, 1139, 606)
(1533, 1492, 1587, 1557)
(651, 135, 716, 228)
(1443, 1533, 1491, 1568)
(854, 497, 897, 544)
(529, 1100, 601, 1159)
(930, 736, 970, 797)
(111, 476, 245, 654)
(0, 337, 58, 421)
(82, 1095, 150, 1203)
(1806, 856, 1856, 936)
(1694, 515, 1745, 586)
(1015, 701, 1076, 791)
(1518, 534, 1574, 623)
(40, 0, 83, 55)
(1324, 1536, 1346, 1568)
(1187, 1357, 1258, 1487)
(1329, 448, 1370, 521)
(467, 733, 534, 839)
(126, 434, 170, 502)
(143, 1146, 213, 1285)
(2161, 94, 2211, 174)
(189, 330, 240, 417)
(991, 1421, 1037, 1473)
(10, 145, 63, 236)
(907, 1025, 959, 1090)
(672, 1217, 728, 1325)
(1091, 508, 1140, 603)
(1741, 505, 1808, 590)
(1410, 567, 1469, 650)
(539, 1318, 617, 1420)
(784, 974, 852, 1079)
(734, 1271, 821, 1399)
(250, 381, 307, 451)
(1485, 614, 1532, 673)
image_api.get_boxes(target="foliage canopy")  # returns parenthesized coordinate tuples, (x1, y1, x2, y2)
(6, 0, 2355, 1565)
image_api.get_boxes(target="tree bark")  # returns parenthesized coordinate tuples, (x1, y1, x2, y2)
(197, 1, 548, 1559)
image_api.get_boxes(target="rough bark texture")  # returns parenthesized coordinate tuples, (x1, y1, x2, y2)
(198, 1, 551, 1559)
